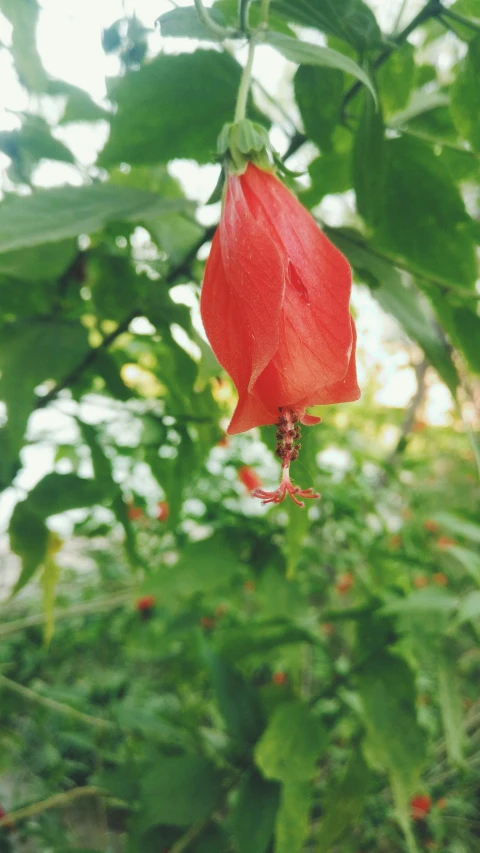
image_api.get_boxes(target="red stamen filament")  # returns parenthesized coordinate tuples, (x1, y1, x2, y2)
(251, 409, 320, 507)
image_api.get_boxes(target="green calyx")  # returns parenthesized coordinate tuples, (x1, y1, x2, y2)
(217, 119, 274, 175)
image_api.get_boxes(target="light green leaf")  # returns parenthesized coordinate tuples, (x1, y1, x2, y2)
(255, 701, 327, 783)
(380, 587, 458, 616)
(294, 65, 344, 152)
(262, 31, 377, 103)
(432, 512, 480, 543)
(41, 550, 60, 647)
(374, 136, 477, 289)
(48, 80, 111, 124)
(99, 50, 243, 167)
(302, 152, 351, 207)
(377, 44, 416, 116)
(158, 5, 226, 40)
(448, 546, 480, 586)
(388, 90, 449, 129)
(0, 0, 48, 91)
(0, 239, 77, 282)
(230, 771, 280, 853)
(274, 781, 311, 853)
(327, 230, 459, 393)
(318, 749, 371, 851)
(456, 590, 480, 625)
(207, 653, 265, 746)
(451, 34, 480, 150)
(437, 650, 464, 766)
(140, 754, 222, 829)
(353, 91, 385, 226)
(0, 184, 191, 252)
(214, 620, 318, 662)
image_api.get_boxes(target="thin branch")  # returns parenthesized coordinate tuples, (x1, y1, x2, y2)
(193, 0, 237, 38)
(0, 590, 131, 638)
(34, 226, 216, 412)
(170, 819, 209, 853)
(0, 786, 108, 829)
(0, 674, 116, 730)
(384, 359, 429, 468)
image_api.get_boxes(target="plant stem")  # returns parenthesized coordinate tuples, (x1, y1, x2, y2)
(238, 0, 251, 33)
(193, 0, 236, 39)
(0, 590, 131, 638)
(260, 0, 271, 25)
(441, 7, 480, 32)
(234, 36, 257, 122)
(0, 674, 116, 730)
(0, 786, 109, 829)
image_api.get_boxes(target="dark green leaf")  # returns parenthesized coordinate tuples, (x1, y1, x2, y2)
(451, 34, 480, 150)
(437, 649, 464, 766)
(294, 65, 344, 152)
(353, 91, 385, 226)
(263, 32, 377, 102)
(207, 653, 265, 746)
(48, 80, 111, 124)
(302, 152, 351, 207)
(255, 701, 327, 782)
(141, 754, 222, 828)
(99, 51, 243, 167)
(9, 501, 48, 592)
(431, 512, 480, 543)
(230, 771, 280, 853)
(0, 239, 77, 282)
(28, 473, 104, 517)
(318, 749, 371, 851)
(0, 0, 48, 91)
(214, 620, 318, 662)
(456, 590, 480, 624)
(374, 136, 477, 288)
(272, 0, 383, 52)
(0, 184, 190, 252)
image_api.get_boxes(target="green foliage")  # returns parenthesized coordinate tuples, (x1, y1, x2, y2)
(1, 1, 480, 851)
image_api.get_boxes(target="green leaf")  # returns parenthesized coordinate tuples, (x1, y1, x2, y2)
(456, 589, 480, 625)
(388, 90, 450, 130)
(353, 91, 385, 226)
(318, 749, 371, 851)
(41, 551, 60, 647)
(158, 5, 227, 40)
(0, 0, 48, 91)
(448, 546, 480, 586)
(434, 303, 480, 375)
(437, 650, 464, 766)
(207, 653, 265, 746)
(302, 152, 351, 207)
(214, 620, 318, 662)
(262, 32, 377, 103)
(380, 587, 458, 616)
(327, 230, 459, 393)
(274, 781, 311, 853)
(48, 80, 111, 124)
(99, 51, 243, 167)
(451, 34, 480, 150)
(0, 184, 190, 253)
(255, 701, 327, 783)
(358, 654, 426, 847)
(146, 533, 244, 600)
(376, 44, 416, 116)
(374, 136, 477, 289)
(9, 500, 48, 592)
(432, 512, 480, 543)
(229, 771, 280, 853)
(294, 65, 344, 152)
(140, 754, 222, 828)
(28, 473, 104, 517)
(272, 0, 383, 52)
(0, 239, 77, 282)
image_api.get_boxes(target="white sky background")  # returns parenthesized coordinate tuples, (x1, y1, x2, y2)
(0, 0, 458, 562)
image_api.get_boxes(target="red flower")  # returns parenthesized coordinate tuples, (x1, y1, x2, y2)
(201, 163, 359, 506)
(156, 501, 169, 522)
(238, 465, 262, 492)
(272, 671, 287, 686)
(127, 503, 143, 521)
(336, 572, 354, 594)
(410, 794, 431, 820)
(136, 595, 156, 612)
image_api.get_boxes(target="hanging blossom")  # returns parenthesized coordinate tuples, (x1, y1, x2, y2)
(200, 123, 360, 506)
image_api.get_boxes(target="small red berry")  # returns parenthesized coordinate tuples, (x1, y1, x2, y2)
(272, 671, 287, 686)
(437, 536, 456, 550)
(136, 595, 156, 612)
(424, 519, 439, 533)
(127, 504, 143, 521)
(321, 623, 335, 636)
(388, 534, 402, 549)
(410, 794, 431, 820)
(156, 500, 169, 522)
(243, 580, 255, 592)
(238, 466, 263, 493)
(414, 575, 429, 589)
(433, 572, 448, 586)
(200, 616, 215, 631)
(336, 572, 354, 594)
(436, 797, 447, 810)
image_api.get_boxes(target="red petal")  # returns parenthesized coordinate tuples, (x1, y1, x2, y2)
(240, 165, 355, 402)
(300, 412, 322, 426)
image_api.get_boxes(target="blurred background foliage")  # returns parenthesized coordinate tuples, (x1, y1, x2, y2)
(0, 0, 479, 851)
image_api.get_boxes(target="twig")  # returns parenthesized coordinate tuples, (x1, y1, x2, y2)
(0, 674, 116, 730)
(170, 819, 209, 853)
(0, 786, 107, 829)
(193, 0, 237, 38)
(385, 359, 429, 466)
(0, 590, 131, 638)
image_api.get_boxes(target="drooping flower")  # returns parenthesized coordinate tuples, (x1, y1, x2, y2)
(200, 160, 359, 506)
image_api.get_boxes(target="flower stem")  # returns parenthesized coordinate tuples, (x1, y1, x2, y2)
(234, 36, 257, 122)
(193, 0, 237, 39)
